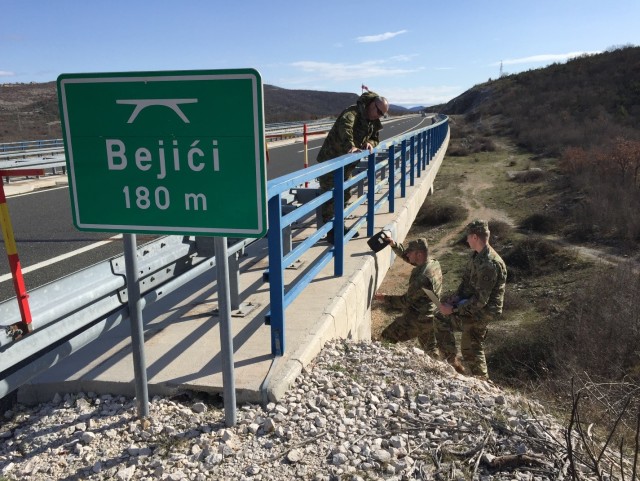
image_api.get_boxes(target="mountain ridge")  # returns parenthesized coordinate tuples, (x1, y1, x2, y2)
(0, 82, 415, 143)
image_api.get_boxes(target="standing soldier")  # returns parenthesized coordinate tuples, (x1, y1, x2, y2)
(316, 91, 389, 244)
(438, 220, 508, 380)
(374, 237, 444, 359)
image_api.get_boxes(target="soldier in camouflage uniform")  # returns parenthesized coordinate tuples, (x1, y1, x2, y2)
(316, 91, 389, 243)
(438, 220, 508, 379)
(374, 237, 443, 358)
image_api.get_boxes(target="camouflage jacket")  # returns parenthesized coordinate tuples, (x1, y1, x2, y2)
(455, 245, 507, 318)
(316, 91, 383, 163)
(386, 244, 443, 318)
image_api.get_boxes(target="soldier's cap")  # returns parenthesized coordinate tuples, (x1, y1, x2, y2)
(405, 238, 429, 253)
(466, 219, 490, 236)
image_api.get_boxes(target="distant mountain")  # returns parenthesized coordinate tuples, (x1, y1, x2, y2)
(0, 82, 412, 143)
(265, 85, 410, 122)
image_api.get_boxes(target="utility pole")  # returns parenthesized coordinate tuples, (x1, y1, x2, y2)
(499, 61, 504, 78)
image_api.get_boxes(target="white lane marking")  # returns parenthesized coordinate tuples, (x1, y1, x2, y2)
(0, 234, 123, 283)
(8, 185, 68, 199)
(297, 145, 322, 153)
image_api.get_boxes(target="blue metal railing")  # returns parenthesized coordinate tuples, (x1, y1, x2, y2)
(265, 117, 449, 355)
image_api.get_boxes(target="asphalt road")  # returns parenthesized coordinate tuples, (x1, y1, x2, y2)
(0, 115, 429, 302)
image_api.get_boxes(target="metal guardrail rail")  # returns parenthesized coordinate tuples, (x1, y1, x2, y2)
(0, 116, 449, 399)
(0, 120, 336, 157)
(0, 120, 334, 179)
(0, 235, 256, 398)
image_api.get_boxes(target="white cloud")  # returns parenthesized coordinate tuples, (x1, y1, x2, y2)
(290, 60, 419, 82)
(0, 70, 15, 77)
(384, 85, 463, 108)
(496, 51, 601, 66)
(389, 54, 418, 62)
(357, 30, 408, 43)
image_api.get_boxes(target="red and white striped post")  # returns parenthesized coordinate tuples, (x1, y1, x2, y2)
(0, 168, 44, 337)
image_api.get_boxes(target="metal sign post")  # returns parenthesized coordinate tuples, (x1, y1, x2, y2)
(214, 237, 236, 426)
(57, 69, 267, 423)
(123, 233, 149, 417)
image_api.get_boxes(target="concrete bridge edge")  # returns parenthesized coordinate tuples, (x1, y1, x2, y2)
(263, 133, 450, 403)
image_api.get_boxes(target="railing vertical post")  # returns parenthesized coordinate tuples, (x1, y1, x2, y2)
(333, 165, 345, 276)
(415, 133, 422, 178)
(267, 193, 285, 356)
(366, 152, 376, 237)
(421, 131, 427, 169)
(388, 144, 395, 213)
(409, 136, 416, 186)
(303, 123, 309, 188)
(434, 124, 439, 154)
(400, 139, 407, 198)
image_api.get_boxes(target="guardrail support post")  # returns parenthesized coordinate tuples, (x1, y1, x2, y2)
(228, 250, 241, 310)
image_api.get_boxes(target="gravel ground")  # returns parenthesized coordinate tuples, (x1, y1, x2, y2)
(0, 340, 605, 480)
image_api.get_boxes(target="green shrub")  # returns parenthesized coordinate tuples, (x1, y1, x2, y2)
(520, 213, 558, 234)
(415, 202, 467, 227)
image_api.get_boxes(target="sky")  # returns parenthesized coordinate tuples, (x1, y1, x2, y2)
(2, 0, 640, 108)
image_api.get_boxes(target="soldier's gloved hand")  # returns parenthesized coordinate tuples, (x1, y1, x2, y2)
(383, 234, 396, 247)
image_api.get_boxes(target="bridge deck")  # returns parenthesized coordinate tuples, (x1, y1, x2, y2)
(10, 139, 446, 406)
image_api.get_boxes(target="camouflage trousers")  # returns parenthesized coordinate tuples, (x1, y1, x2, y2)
(436, 313, 490, 378)
(318, 164, 357, 224)
(381, 311, 450, 358)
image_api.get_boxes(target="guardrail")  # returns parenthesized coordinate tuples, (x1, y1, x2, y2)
(265, 118, 448, 354)
(0, 120, 337, 157)
(0, 139, 64, 153)
(0, 121, 334, 180)
(0, 116, 449, 399)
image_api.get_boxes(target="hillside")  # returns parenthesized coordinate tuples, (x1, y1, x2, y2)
(0, 82, 410, 143)
(443, 45, 640, 155)
(375, 46, 640, 475)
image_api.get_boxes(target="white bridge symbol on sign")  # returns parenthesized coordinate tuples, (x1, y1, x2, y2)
(116, 98, 198, 123)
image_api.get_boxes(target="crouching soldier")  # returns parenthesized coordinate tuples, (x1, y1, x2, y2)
(374, 237, 444, 359)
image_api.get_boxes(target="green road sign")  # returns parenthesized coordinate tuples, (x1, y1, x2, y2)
(57, 69, 267, 237)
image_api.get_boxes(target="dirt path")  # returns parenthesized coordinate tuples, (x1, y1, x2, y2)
(371, 162, 514, 339)
(430, 165, 514, 257)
